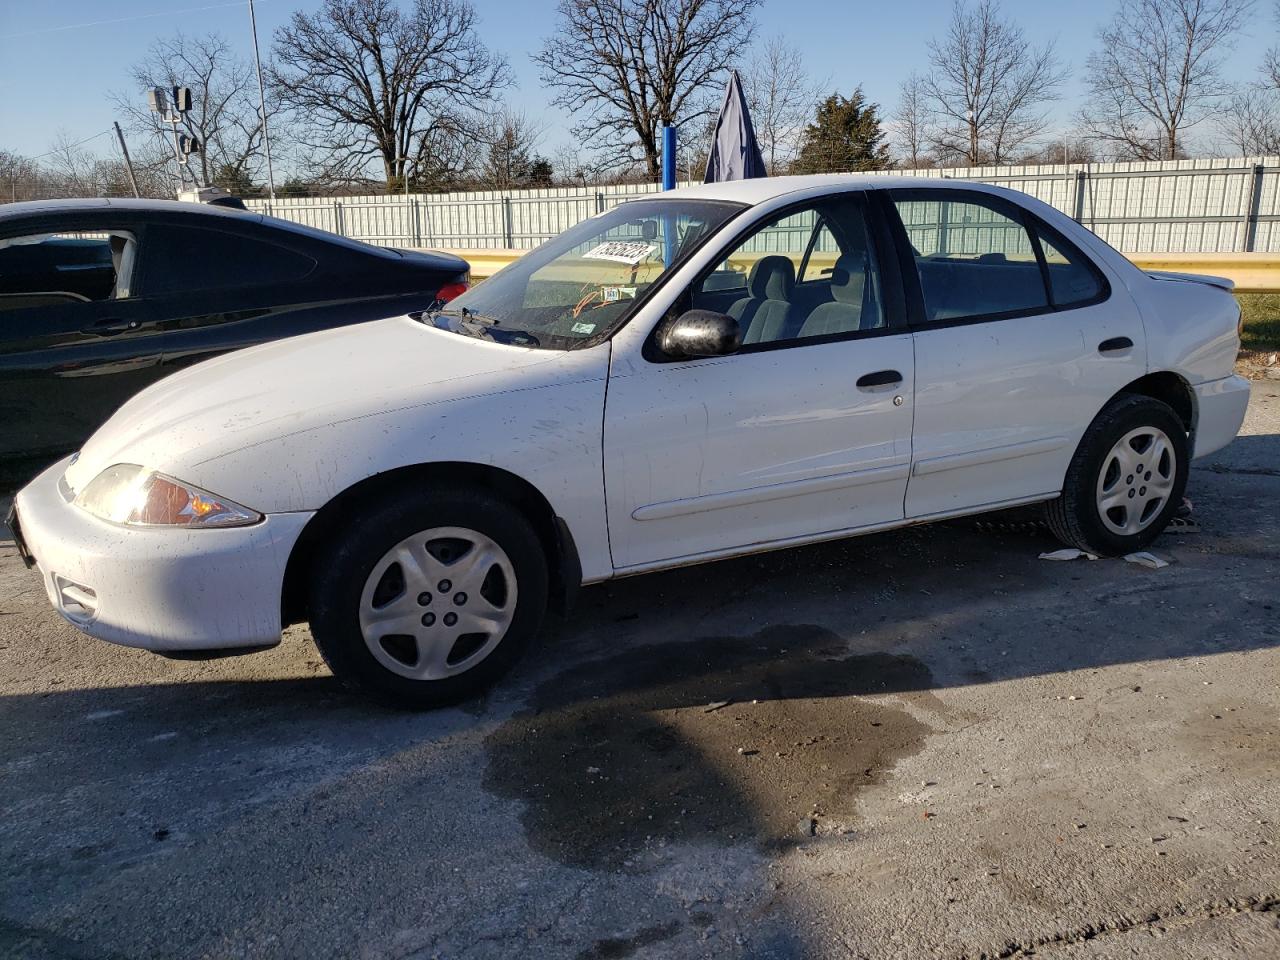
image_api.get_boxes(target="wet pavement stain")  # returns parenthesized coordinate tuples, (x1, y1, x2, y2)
(483, 625, 934, 869)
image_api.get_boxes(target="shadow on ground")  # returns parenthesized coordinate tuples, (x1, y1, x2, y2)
(1, 425, 1277, 958)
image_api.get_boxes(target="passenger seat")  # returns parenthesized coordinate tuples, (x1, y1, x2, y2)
(726, 255, 796, 344)
(798, 253, 871, 337)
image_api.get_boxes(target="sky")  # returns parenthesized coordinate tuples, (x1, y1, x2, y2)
(1, 0, 1277, 166)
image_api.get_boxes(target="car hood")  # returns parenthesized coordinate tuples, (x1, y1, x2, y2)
(64, 315, 576, 494)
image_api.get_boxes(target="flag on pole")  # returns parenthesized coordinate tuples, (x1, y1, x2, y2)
(703, 70, 766, 182)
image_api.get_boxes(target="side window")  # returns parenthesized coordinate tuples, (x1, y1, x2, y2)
(690, 198, 884, 347)
(0, 231, 137, 312)
(143, 226, 315, 296)
(1033, 224, 1105, 307)
(702, 208, 816, 294)
(892, 193, 1047, 323)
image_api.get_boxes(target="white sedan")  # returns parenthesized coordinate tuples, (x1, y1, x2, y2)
(10, 175, 1250, 706)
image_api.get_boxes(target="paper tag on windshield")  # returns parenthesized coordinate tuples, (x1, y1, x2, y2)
(571, 321, 596, 334)
(582, 241, 656, 265)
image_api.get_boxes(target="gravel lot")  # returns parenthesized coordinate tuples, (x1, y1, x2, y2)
(1, 383, 1277, 960)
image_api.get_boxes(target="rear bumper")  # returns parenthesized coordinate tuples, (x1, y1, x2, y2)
(12, 456, 312, 652)
(1192, 375, 1251, 459)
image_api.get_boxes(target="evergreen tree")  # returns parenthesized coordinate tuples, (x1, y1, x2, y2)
(792, 90, 891, 174)
(212, 162, 260, 196)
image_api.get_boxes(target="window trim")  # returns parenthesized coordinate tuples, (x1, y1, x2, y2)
(643, 191, 908, 364)
(883, 187, 1111, 331)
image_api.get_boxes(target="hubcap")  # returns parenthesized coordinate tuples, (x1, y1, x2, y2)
(1095, 426, 1176, 536)
(358, 527, 517, 681)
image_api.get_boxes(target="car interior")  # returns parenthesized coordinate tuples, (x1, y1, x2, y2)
(689, 201, 886, 345)
(0, 232, 136, 312)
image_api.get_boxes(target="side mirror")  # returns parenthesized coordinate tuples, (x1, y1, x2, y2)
(658, 309, 742, 359)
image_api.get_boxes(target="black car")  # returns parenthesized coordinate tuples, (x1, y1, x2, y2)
(0, 198, 469, 481)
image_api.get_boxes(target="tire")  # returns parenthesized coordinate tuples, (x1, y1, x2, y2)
(308, 486, 548, 708)
(1045, 394, 1189, 557)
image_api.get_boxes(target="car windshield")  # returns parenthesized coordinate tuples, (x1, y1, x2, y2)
(423, 198, 744, 349)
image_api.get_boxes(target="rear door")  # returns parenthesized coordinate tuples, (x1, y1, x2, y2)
(883, 188, 1146, 518)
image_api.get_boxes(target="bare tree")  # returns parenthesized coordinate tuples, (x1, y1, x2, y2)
(112, 33, 272, 191)
(1265, 1, 1280, 91)
(1020, 137, 1098, 165)
(479, 110, 551, 190)
(741, 37, 821, 174)
(891, 73, 930, 168)
(1078, 0, 1253, 161)
(272, 0, 509, 188)
(923, 0, 1064, 166)
(1219, 85, 1280, 154)
(535, 0, 761, 178)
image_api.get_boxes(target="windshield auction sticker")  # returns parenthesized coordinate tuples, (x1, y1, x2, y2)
(582, 241, 656, 265)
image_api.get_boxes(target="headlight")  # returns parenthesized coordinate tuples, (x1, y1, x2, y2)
(74, 464, 262, 528)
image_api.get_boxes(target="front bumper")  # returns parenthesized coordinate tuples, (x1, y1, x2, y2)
(1192, 374, 1251, 459)
(12, 457, 313, 652)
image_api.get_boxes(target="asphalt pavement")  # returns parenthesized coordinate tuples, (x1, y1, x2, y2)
(1, 383, 1277, 960)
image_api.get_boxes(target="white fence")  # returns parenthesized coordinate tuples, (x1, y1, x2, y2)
(245, 157, 1280, 254)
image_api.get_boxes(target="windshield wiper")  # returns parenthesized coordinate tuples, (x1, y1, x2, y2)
(434, 307, 500, 326)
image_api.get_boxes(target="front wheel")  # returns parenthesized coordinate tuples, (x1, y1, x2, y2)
(308, 488, 548, 707)
(1045, 394, 1189, 556)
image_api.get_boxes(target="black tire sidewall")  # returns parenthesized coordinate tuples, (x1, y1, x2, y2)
(1069, 397, 1189, 556)
(308, 488, 548, 708)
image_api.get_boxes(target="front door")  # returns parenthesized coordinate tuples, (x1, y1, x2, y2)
(0, 227, 162, 464)
(604, 193, 916, 571)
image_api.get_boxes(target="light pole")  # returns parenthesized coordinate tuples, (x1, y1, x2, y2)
(248, 0, 276, 201)
(149, 86, 195, 194)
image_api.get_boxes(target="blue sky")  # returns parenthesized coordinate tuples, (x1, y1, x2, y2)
(1, 0, 1276, 163)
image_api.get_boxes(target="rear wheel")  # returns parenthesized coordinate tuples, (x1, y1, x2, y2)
(1045, 394, 1188, 556)
(308, 488, 548, 707)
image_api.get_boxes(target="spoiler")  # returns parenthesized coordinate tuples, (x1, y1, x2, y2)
(1143, 270, 1235, 292)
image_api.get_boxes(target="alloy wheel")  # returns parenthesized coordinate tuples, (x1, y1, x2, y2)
(1095, 426, 1176, 537)
(358, 526, 517, 680)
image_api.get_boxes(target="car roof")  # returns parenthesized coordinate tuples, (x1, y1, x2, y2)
(0, 196, 264, 223)
(660, 173, 1005, 206)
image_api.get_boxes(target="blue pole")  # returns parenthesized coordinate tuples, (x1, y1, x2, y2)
(661, 125, 677, 266)
(661, 126, 676, 191)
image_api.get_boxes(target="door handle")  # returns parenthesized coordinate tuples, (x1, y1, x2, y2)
(83, 318, 140, 336)
(1098, 336, 1133, 353)
(856, 369, 903, 388)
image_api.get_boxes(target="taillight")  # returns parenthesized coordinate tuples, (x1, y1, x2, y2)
(435, 280, 469, 304)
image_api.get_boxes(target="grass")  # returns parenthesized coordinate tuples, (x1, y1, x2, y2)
(1235, 294, 1280, 354)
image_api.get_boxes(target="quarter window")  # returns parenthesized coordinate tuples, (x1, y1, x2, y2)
(144, 226, 315, 295)
(892, 194, 1047, 323)
(1034, 225, 1105, 307)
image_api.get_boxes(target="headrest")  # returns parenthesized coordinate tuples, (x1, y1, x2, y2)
(829, 253, 866, 303)
(747, 255, 795, 301)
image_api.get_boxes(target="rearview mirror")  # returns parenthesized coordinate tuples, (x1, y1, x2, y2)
(657, 309, 742, 359)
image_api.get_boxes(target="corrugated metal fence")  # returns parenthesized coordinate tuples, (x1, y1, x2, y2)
(245, 157, 1280, 254)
